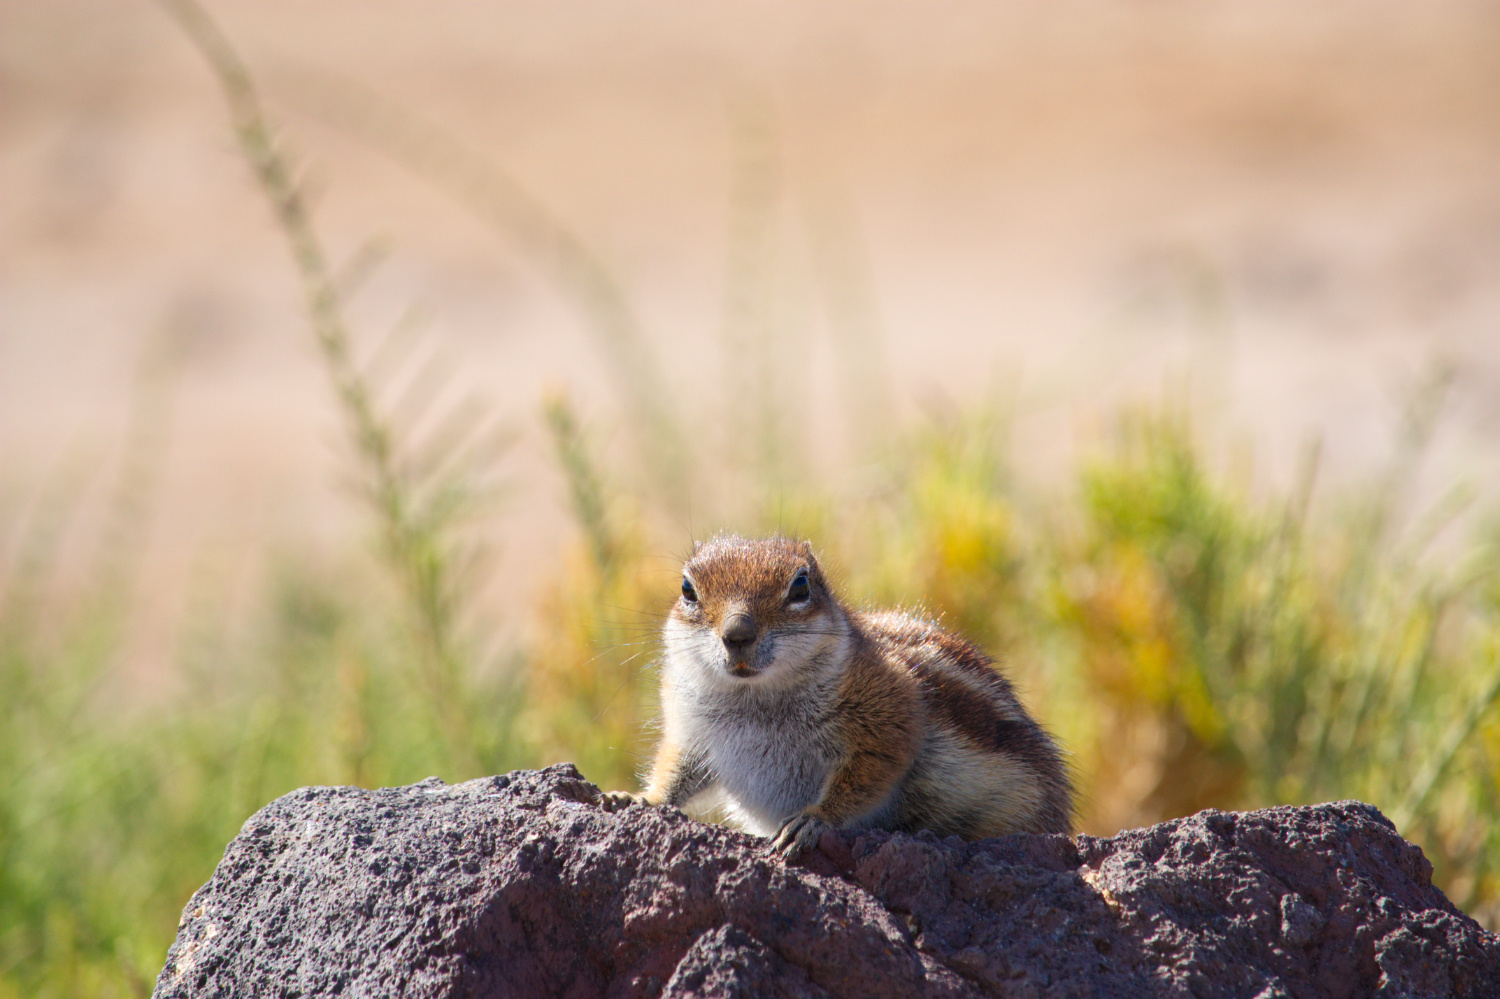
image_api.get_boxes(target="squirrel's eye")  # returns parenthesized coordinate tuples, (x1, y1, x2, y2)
(787, 570, 811, 603)
(681, 577, 698, 603)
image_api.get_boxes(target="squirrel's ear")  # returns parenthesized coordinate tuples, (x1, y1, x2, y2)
(692, 539, 704, 555)
(796, 539, 816, 563)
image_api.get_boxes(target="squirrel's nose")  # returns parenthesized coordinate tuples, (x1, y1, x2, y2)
(721, 613, 756, 651)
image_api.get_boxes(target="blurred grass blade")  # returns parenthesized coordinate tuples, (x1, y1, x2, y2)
(544, 392, 616, 581)
(801, 165, 895, 458)
(1392, 651, 1500, 831)
(721, 92, 787, 484)
(266, 60, 691, 502)
(155, 0, 490, 776)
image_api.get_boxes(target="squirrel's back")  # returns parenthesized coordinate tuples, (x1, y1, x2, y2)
(855, 610, 1072, 837)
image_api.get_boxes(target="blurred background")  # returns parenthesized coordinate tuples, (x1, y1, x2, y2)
(4, 1, 1500, 993)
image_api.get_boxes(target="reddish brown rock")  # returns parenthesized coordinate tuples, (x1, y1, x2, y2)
(152, 764, 1498, 999)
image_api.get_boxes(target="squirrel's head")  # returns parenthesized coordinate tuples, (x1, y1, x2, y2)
(664, 535, 849, 689)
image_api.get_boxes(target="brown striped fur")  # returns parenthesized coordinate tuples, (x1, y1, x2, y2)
(601, 535, 1073, 854)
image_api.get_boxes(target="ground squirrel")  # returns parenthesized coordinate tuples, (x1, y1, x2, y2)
(600, 535, 1073, 859)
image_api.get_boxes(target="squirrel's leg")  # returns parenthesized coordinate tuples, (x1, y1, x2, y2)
(771, 743, 911, 860)
(599, 738, 711, 811)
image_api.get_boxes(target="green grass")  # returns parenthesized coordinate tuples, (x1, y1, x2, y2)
(3, 3, 1498, 994)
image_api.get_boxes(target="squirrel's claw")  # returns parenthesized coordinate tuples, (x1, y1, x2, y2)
(598, 790, 648, 812)
(771, 813, 832, 861)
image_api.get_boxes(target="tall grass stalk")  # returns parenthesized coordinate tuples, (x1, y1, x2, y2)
(529, 394, 664, 791)
(544, 393, 618, 582)
(1393, 650, 1500, 830)
(267, 62, 691, 501)
(721, 94, 795, 488)
(801, 168, 895, 457)
(157, 0, 497, 776)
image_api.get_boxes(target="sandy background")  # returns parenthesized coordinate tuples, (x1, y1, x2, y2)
(4, 0, 1499, 673)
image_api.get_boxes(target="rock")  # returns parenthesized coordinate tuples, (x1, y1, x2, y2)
(152, 764, 1499, 999)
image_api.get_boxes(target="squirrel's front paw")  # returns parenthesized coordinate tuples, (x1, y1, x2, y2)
(771, 813, 833, 861)
(598, 790, 648, 812)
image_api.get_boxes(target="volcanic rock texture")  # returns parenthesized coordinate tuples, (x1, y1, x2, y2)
(152, 765, 1499, 998)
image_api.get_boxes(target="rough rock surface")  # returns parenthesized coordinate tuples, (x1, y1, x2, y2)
(153, 765, 1499, 999)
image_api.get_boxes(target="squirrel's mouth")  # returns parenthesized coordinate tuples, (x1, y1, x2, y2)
(726, 660, 760, 678)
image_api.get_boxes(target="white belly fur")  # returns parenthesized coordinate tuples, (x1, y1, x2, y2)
(698, 718, 833, 836)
